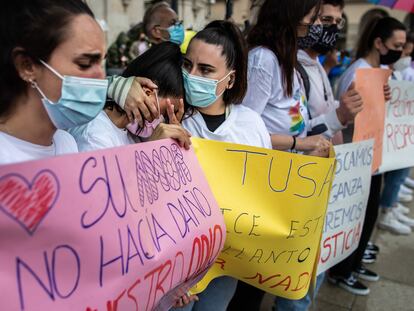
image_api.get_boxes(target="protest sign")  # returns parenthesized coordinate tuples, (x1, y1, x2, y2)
(379, 80, 414, 173)
(353, 68, 392, 172)
(0, 139, 225, 311)
(318, 140, 373, 274)
(191, 138, 336, 300)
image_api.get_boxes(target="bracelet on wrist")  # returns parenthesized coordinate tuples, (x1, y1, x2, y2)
(291, 136, 296, 150)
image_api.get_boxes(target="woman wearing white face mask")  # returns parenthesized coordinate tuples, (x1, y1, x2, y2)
(176, 20, 272, 311)
(69, 42, 192, 152)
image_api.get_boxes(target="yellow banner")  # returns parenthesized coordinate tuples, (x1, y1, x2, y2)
(191, 138, 336, 299)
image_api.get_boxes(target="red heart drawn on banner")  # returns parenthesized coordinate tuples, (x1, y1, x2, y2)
(0, 170, 60, 235)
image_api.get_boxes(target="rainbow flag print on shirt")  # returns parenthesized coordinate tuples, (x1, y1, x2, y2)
(289, 92, 306, 135)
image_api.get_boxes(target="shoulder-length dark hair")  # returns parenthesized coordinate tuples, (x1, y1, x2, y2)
(0, 0, 94, 119)
(247, 0, 321, 97)
(356, 16, 406, 60)
(192, 20, 248, 105)
(122, 42, 184, 99)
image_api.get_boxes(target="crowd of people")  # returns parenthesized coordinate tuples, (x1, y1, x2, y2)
(1, 0, 414, 310)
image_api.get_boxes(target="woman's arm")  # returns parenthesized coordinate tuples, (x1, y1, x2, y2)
(271, 134, 331, 157)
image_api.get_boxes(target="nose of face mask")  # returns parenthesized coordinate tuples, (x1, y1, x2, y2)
(394, 56, 412, 72)
(168, 23, 185, 45)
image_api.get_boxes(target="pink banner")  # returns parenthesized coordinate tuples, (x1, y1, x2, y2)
(394, 0, 414, 11)
(0, 139, 225, 311)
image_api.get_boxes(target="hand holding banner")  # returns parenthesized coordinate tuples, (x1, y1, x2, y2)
(352, 68, 392, 172)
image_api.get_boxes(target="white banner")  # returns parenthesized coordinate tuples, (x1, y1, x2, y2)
(379, 80, 414, 173)
(318, 140, 373, 274)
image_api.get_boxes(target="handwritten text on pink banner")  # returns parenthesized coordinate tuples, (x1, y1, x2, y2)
(0, 139, 225, 311)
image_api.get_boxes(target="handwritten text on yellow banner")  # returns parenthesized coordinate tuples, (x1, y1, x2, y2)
(191, 138, 335, 299)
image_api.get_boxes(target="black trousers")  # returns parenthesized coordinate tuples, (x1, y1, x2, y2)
(227, 281, 265, 311)
(330, 174, 382, 278)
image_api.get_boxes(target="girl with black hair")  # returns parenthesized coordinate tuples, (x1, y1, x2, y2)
(329, 17, 406, 296)
(181, 21, 271, 150)
(336, 17, 406, 99)
(390, 31, 414, 80)
(175, 20, 272, 311)
(70, 42, 191, 151)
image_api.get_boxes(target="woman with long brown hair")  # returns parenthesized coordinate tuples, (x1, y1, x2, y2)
(233, 1, 331, 310)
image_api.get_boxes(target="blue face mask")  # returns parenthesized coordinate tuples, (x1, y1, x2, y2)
(182, 69, 233, 108)
(167, 23, 185, 45)
(33, 60, 108, 130)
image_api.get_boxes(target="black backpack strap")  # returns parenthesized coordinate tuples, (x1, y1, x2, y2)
(296, 62, 310, 102)
(296, 61, 313, 121)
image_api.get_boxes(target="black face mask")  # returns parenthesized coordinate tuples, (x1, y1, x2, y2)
(379, 47, 402, 65)
(312, 25, 340, 54)
(298, 24, 323, 49)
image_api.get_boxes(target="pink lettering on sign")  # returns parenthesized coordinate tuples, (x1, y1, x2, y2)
(0, 139, 225, 311)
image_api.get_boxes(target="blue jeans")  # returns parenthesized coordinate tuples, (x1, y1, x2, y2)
(380, 168, 410, 208)
(171, 276, 238, 311)
(273, 273, 325, 311)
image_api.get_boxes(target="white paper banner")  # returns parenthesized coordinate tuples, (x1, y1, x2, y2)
(318, 140, 373, 274)
(379, 80, 414, 173)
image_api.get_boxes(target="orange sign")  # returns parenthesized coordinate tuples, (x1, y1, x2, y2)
(353, 68, 392, 172)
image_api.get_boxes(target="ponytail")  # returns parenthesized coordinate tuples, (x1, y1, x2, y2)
(356, 16, 406, 59)
(192, 20, 248, 105)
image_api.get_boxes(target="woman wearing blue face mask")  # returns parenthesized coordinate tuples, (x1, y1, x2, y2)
(174, 20, 272, 311)
(181, 21, 271, 149)
(69, 42, 192, 152)
(0, 0, 161, 165)
(0, 0, 107, 164)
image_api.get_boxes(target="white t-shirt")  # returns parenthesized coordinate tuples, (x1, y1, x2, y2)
(242, 46, 310, 138)
(0, 130, 78, 165)
(69, 111, 135, 152)
(297, 49, 344, 138)
(336, 58, 372, 99)
(401, 66, 414, 82)
(182, 104, 272, 149)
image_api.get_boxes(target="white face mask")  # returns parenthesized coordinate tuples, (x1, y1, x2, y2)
(126, 90, 165, 137)
(394, 56, 412, 72)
